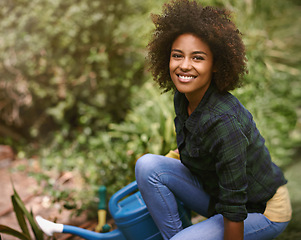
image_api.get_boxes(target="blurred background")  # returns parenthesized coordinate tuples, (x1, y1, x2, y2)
(0, 0, 300, 239)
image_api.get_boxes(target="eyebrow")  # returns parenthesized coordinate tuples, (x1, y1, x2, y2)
(171, 49, 208, 55)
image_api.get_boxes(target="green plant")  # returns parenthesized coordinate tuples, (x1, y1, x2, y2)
(0, 185, 46, 240)
(229, 0, 301, 167)
(33, 82, 176, 215)
(109, 82, 177, 157)
(0, 0, 149, 142)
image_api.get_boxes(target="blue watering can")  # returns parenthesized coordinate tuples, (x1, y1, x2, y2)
(36, 181, 191, 240)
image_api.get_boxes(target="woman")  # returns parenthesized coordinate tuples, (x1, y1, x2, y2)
(135, 0, 292, 239)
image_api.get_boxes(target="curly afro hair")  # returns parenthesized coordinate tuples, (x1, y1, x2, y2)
(147, 0, 248, 93)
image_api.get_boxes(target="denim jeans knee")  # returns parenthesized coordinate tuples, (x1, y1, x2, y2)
(135, 154, 158, 185)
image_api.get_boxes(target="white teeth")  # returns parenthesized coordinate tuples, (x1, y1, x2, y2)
(179, 75, 194, 80)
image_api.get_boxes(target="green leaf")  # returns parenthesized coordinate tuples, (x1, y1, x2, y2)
(0, 225, 30, 240)
(12, 188, 44, 240)
(11, 195, 30, 237)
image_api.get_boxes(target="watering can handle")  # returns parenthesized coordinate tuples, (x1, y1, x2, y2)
(109, 181, 138, 214)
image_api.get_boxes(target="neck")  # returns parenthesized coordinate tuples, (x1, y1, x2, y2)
(184, 82, 211, 116)
(187, 101, 199, 116)
(186, 94, 203, 116)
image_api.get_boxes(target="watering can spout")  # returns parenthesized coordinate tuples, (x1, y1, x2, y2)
(36, 216, 126, 240)
(35, 216, 63, 236)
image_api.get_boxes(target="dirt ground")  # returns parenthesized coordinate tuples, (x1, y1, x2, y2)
(0, 147, 91, 240)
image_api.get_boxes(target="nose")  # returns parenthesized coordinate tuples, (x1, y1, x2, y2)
(179, 57, 192, 71)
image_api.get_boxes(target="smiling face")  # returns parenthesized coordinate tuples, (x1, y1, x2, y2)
(169, 33, 215, 103)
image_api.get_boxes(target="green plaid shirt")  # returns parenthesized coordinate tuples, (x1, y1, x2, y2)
(174, 83, 287, 222)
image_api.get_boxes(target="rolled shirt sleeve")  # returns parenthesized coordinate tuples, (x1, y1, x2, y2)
(206, 114, 249, 221)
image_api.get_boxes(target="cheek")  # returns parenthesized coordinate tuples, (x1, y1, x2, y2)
(169, 59, 177, 72)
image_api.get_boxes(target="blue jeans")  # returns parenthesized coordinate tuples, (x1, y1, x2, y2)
(135, 154, 289, 240)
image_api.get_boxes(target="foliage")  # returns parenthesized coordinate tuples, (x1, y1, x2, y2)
(0, 0, 149, 142)
(228, 0, 301, 167)
(109, 83, 177, 157)
(35, 81, 176, 213)
(275, 157, 301, 239)
(0, 185, 46, 240)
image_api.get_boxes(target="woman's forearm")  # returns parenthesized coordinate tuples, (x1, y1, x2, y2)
(223, 217, 244, 240)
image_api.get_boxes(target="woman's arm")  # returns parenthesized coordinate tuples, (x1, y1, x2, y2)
(223, 217, 244, 240)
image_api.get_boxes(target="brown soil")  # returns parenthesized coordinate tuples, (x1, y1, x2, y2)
(0, 146, 93, 240)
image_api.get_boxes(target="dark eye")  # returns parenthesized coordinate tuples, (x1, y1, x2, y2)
(193, 55, 205, 61)
(171, 53, 182, 58)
